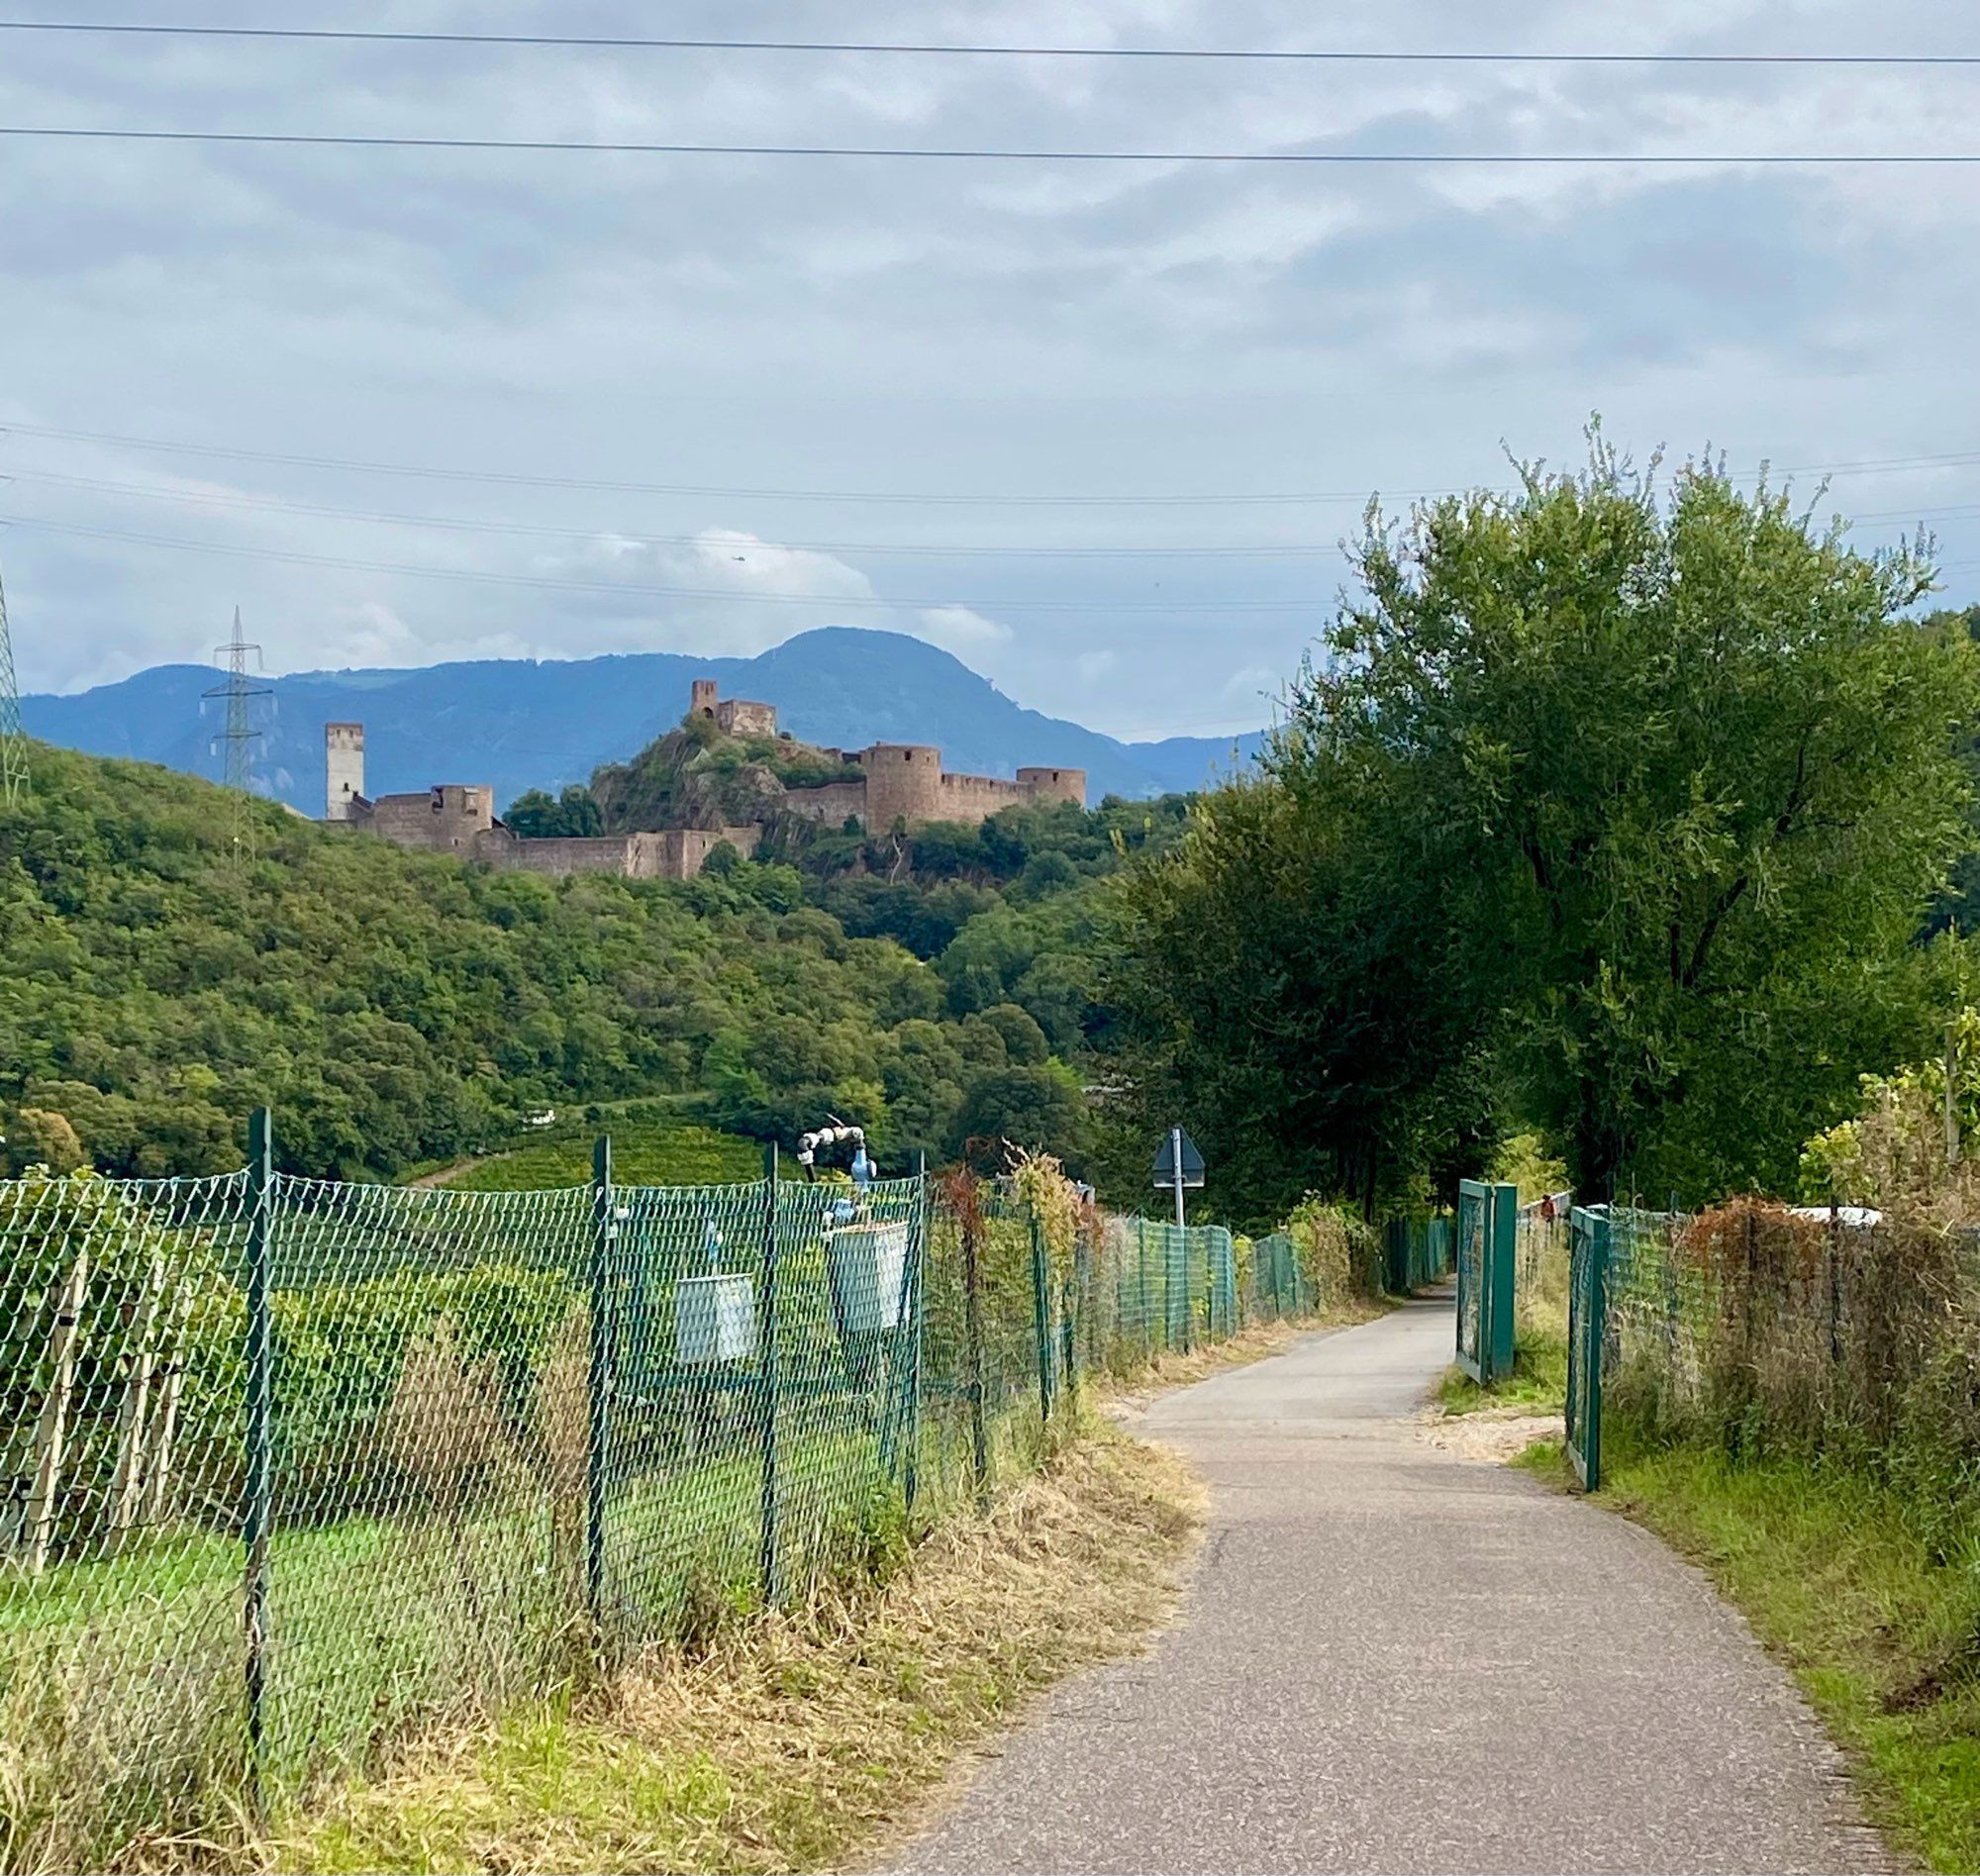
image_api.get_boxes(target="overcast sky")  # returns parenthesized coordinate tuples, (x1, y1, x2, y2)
(3, 0, 1977, 740)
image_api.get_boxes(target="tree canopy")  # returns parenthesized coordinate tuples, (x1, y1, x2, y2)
(1120, 441, 1979, 1209)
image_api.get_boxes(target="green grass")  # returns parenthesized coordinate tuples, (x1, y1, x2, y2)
(290, 1429, 1204, 1875)
(1584, 1442, 1980, 1874)
(1436, 1326, 1569, 1416)
(0, 1410, 966, 1873)
(442, 1121, 765, 1193)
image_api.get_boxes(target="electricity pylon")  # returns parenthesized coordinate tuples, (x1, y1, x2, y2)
(203, 607, 271, 862)
(0, 554, 28, 810)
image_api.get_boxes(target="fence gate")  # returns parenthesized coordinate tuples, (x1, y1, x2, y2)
(1454, 1179, 1517, 1384)
(1565, 1205, 1612, 1490)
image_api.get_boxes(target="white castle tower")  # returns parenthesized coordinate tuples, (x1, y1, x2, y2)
(325, 722, 365, 821)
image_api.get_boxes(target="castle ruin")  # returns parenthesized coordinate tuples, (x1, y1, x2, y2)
(325, 678, 1085, 881)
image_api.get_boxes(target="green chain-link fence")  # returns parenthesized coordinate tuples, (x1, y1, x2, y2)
(1561, 1199, 1980, 1496)
(0, 1123, 1353, 1858)
(1382, 1215, 1455, 1293)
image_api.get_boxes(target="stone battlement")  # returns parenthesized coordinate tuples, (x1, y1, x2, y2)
(320, 677, 1086, 881)
(682, 681, 1085, 831)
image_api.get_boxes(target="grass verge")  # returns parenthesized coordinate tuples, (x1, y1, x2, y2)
(1435, 1326, 1568, 1417)
(282, 1429, 1204, 1874)
(1555, 1440, 1980, 1873)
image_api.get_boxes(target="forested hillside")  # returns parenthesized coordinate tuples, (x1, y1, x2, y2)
(0, 743, 1163, 1183)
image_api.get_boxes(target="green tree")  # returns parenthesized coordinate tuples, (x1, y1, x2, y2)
(1114, 764, 1476, 1226)
(0, 1106, 85, 1174)
(503, 784, 604, 838)
(954, 1063, 1087, 1174)
(1132, 437, 1977, 1207)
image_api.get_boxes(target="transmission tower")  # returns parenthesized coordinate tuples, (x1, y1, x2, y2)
(203, 608, 271, 862)
(0, 553, 28, 810)
(204, 607, 271, 791)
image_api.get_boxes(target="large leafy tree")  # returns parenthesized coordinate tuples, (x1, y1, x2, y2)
(1314, 441, 1976, 1198)
(1123, 439, 1979, 1208)
(1112, 752, 1488, 1229)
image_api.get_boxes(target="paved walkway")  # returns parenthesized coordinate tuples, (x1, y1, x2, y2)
(891, 1293, 1887, 1874)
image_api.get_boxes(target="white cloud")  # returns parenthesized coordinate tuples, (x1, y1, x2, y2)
(916, 605, 1016, 654)
(4, 0, 1977, 729)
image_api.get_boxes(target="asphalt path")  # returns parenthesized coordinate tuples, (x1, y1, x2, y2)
(889, 1292, 1888, 1875)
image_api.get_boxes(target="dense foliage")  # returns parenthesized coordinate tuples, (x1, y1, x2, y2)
(503, 784, 604, 839)
(1121, 441, 1980, 1209)
(0, 743, 1185, 1185)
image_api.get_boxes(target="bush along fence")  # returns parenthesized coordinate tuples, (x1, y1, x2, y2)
(1561, 1198, 1973, 1497)
(0, 1119, 1369, 1862)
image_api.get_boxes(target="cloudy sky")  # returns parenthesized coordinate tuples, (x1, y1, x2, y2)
(3, 0, 1978, 740)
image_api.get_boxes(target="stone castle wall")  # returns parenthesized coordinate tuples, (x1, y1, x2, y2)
(716, 699, 777, 739)
(325, 677, 1085, 882)
(938, 770, 1032, 819)
(356, 785, 497, 853)
(775, 780, 868, 826)
(857, 744, 945, 829)
(469, 826, 758, 881)
(1016, 765, 1085, 807)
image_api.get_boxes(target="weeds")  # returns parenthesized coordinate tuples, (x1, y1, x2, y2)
(1436, 1327, 1569, 1417)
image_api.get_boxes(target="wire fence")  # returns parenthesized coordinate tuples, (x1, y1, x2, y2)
(1566, 1198, 1980, 1498)
(1383, 1214, 1454, 1294)
(0, 1121, 1364, 1862)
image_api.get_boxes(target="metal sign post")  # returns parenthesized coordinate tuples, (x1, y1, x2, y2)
(1151, 1127, 1205, 1228)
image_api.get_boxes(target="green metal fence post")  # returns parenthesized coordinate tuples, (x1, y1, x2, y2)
(901, 1156, 927, 1511)
(1488, 1180, 1518, 1382)
(1084, 1222, 1098, 1373)
(758, 1142, 781, 1606)
(242, 1105, 274, 1816)
(1138, 1216, 1151, 1358)
(1030, 1207, 1052, 1431)
(1566, 1207, 1612, 1491)
(585, 1135, 614, 1643)
(1065, 1226, 1087, 1411)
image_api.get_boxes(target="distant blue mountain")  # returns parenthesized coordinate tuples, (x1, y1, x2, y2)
(23, 628, 1267, 814)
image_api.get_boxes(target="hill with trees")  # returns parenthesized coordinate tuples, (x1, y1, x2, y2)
(0, 741, 1167, 1187)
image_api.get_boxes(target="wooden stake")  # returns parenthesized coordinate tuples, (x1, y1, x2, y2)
(108, 1251, 164, 1542)
(140, 1278, 191, 1530)
(26, 1250, 89, 1575)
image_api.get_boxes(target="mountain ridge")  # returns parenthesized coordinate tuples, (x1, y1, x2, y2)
(22, 628, 1266, 813)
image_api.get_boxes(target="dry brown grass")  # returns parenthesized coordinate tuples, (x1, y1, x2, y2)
(281, 1428, 1204, 1874)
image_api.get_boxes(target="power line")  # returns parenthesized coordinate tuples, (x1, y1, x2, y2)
(0, 468, 1350, 558)
(10, 464, 1975, 565)
(4, 22, 1977, 65)
(10, 420, 1980, 509)
(2, 126, 1975, 162)
(0, 420, 1449, 505)
(0, 514, 1331, 617)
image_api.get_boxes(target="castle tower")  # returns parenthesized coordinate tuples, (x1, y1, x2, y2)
(860, 743, 943, 829)
(325, 722, 364, 821)
(1018, 765, 1087, 808)
(691, 678, 719, 720)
